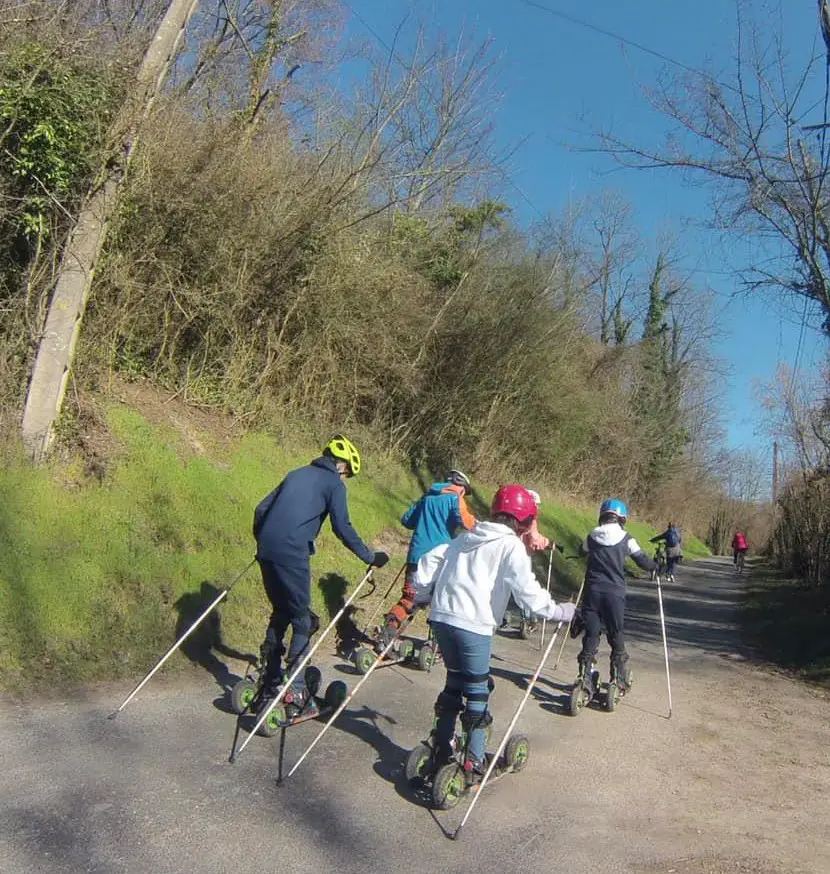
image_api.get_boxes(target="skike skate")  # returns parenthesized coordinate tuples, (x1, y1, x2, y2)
(230, 658, 347, 737)
(345, 624, 441, 675)
(404, 727, 530, 810)
(568, 661, 633, 715)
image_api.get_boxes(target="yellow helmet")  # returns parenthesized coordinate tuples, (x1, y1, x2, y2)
(324, 434, 361, 477)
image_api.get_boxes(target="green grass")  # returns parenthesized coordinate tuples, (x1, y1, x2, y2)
(0, 402, 709, 692)
(742, 564, 830, 686)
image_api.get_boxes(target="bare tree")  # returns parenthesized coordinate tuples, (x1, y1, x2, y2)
(21, 0, 201, 461)
(595, 5, 830, 335)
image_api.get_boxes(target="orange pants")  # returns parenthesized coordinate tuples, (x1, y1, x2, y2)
(385, 564, 417, 629)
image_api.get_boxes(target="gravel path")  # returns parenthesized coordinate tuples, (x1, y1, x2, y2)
(2, 557, 828, 874)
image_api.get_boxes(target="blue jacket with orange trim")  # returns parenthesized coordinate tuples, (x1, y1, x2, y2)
(401, 481, 476, 563)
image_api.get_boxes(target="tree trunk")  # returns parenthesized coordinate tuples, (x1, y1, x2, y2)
(21, 0, 200, 461)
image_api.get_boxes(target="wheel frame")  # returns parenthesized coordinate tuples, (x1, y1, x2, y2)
(405, 742, 433, 787)
(304, 665, 322, 697)
(417, 643, 437, 671)
(324, 679, 348, 710)
(230, 678, 258, 715)
(257, 704, 285, 737)
(504, 734, 531, 772)
(353, 646, 377, 675)
(568, 684, 584, 716)
(432, 763, 466, 810)
(606, 681, 620, 712)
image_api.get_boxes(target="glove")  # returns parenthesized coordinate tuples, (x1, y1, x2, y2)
(551, 602, 576, 623)
(372, 551, 389, 568)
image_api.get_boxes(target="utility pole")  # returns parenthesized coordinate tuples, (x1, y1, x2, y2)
(772, 440, 779, 504)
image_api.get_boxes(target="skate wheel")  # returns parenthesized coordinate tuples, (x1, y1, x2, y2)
(230, 678, 257, 715)
(400, 639, 415, 660)
(568, 685, 582, 716)
(257, 704, 285, 737)
(353, 647, 376, 675)
(405, 742, 433, 787)
(504, 734, 530, 772)
(304, 665, 322, 697)
(606, 682, 619, 712)
(417, 643, 436, 671)
(324, 680, 348, 710)
(433, 763, 465, 810)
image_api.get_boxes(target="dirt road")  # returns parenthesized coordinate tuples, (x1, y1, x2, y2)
(1, 557, 828, 874)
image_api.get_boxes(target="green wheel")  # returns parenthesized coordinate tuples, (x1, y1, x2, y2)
(504, 734, 530, 772)
(417, 643, 437, 671)
(324, 680, 348, 710)
(568, 685, 583, 717)
(405, 742, 433, 787)
(257, 703, 286, 737)
(433, 763, 466, 810)
(606, 681, 619, 712)
(399, 639, 415, 660)
(304, 665, 322, 697)
(230, 678, 257, 715)
(353, 647, 377, 675)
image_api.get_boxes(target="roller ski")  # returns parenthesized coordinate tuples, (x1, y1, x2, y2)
(348, 621, 441, 674)
(605, 662, 633, 712)
(568, 659, 601, 715)
(405, 727, 530, 810)
(568, 659, 632, 715)
(230, 654, 347, 737)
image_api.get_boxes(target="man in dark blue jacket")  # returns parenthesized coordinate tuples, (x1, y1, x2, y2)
(253, 435, 388, 717)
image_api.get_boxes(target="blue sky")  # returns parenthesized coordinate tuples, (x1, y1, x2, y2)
(336, 0, 827, 459)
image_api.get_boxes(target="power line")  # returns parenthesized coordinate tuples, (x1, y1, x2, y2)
(341, 0, 549, 221)
(519, 0, 741, 96)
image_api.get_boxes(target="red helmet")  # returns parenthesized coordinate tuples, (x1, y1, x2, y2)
(491, 485, 538, 524)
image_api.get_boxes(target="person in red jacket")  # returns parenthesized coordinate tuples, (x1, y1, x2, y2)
(731, 531, 748, 570)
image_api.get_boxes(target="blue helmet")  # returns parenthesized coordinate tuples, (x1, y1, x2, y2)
(599, 498, 628, 522)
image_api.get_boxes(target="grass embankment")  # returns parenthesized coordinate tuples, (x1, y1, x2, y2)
(743, 565, 830, 686)
(0, 399, 709, 692)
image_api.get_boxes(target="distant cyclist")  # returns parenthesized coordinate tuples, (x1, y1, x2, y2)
(650, 521, 682, 582)
(731, 530, 748, 572)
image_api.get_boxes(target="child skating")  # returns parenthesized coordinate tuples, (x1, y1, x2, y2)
(405, 484, 575, 807)
(570, 498, 657, 715)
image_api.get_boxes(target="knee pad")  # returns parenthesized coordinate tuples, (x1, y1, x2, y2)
(460, 708, 493, 733)
(434, 690, 463, 717)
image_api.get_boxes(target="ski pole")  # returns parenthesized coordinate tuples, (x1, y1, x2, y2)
(656, 575, 673, 719)
(282, 613, 416, 782)
(109, 558, 257, 719)
(551, 579, 584, 673)
(360, 563, 405, 636)
(453, 620, 564, 841)
(232, 565, 375, 760)
(538, 545, 556, 651)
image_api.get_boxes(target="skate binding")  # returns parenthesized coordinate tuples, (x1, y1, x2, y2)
(230, 664, 348, 737)
(350, 624, 440, 675)
(404, 730, 530, 810)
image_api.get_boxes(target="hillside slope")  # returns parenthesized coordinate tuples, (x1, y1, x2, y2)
(0, 383, 708, 691)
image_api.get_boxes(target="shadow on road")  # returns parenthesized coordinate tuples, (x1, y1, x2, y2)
(625, 558, 749, 658)
(173, 582, 254, 692)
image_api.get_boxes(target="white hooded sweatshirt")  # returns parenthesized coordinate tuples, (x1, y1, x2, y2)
(411, 521, 570, 636)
